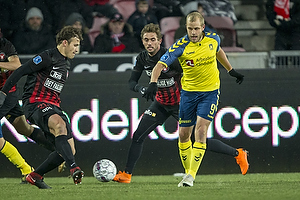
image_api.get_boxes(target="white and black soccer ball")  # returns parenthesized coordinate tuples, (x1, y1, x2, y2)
(93, 159, 117, 182)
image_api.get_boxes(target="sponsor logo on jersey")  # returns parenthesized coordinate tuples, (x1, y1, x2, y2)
(186, 51, 195, 55)
(41, 106, 53, 113)
(144, 65, 151, 69)
(44, 78, 64, 92)
(157, 77, 175, 88)
(50, 70, 62, 80)
(37, 103, 53, 112)
(33, 55, 42, 65)
(186, 60, 194, 67)
(144, 109, 156, 117)
(179, 118, 192, 124)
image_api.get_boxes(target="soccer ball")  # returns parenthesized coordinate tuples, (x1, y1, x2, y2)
(93, 159, 117, 182)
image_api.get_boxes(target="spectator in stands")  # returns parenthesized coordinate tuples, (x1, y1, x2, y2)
(152, 0, 184, 22)
(12, 7, 55, 54)
(174, 2, 216, 41)
(65, 12, 93, 53)
(128, 0, 158, 49)
(45, 0, 94, 34)
(266, 0, 300, 50)
(93, 13, 141, 53)
(0, 0, 53, 41)
(84, 0, 118, 18)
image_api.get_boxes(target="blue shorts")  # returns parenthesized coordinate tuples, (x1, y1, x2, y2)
(179, 89, 219, 127)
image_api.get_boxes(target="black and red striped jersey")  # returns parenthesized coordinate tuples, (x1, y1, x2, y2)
(0, 38, 17, 93)
(133, 47, 182, 106)
(22, 48, 70, 107)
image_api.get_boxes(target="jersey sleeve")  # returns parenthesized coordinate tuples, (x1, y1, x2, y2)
(2, 38, 17, 58)
(158, 35, 189, 67)
(26, 51, 52, 72)
(132, 53, 143, 72)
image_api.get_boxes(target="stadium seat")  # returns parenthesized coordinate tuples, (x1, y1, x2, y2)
(205, 16, 245, 52)
(110, 0, 136, 22)
(160, 17, 181, 48)
(88, 16, 109, 46)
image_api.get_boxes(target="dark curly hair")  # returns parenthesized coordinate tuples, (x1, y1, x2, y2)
(140, 23, 162, 40)
(56, 26, 83, 45)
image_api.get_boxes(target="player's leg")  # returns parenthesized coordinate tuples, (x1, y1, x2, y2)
(114, 101, 169, 183)
(125, 118, 160, 173)
(47, 113, 84, 184)
(12, 115, 55, 152)
(26, 150, 64, 189)
(113, 117, 160, 183)
(177, 90, 197, 182)
(206, 139, 249, 175)
(0, 129, 32, 183)
(188, 116, 209, 179)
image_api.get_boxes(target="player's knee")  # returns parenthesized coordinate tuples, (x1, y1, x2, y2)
(132, 133, 145, 144)
(72, 147, 76, 155)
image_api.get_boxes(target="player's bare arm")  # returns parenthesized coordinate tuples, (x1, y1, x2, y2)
(0, 55, 21, 71)
(216, 48, 232, 72)
(150, 62, 165, 83)
(217, 48, 244, 84)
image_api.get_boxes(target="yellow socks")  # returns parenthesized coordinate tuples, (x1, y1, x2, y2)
(178, 140, 192, 174)
(179, 141, 206, 179)
(189, 142, 206, 179)
(1, 141, 32, 175)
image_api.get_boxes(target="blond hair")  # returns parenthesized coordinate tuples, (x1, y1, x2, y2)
(186, 11, 204, 25)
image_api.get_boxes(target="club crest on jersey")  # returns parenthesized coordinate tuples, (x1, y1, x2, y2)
(186, 60, 194, 67)
(0, 52, 6, 61)
(33, 55, 42, 64)
(209, 44, 213, 50)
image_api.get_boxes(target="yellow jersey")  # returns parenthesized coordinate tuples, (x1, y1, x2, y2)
(158, 32, 220, 92)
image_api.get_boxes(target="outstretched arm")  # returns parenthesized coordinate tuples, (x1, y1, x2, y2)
(1, 63, 33, 95)
(216, 48, 232, 72)
(216, 48, 244, 84)
(150, 62, 165, 83)
(0, 55, 21, 71)
(143, 62, 166, 101)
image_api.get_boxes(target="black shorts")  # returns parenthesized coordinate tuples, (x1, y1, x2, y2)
(23, 101, 73, 144)
(0, 90, 24, 123)
(144, 99, 179, 125)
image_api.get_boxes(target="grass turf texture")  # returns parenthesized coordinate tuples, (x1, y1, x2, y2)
(1, 173, 300, 200)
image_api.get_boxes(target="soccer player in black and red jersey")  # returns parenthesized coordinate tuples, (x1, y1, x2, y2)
(0, 37, 56, 183)
(0, 26, 84, 189)
(113, 23, 249, 184)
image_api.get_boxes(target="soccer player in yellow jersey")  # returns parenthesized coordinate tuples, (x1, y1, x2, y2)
(144, 11, 245, 187)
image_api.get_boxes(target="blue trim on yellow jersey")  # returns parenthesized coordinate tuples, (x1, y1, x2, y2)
(159, 32, 221, 92)
(159, 33, 220, 68)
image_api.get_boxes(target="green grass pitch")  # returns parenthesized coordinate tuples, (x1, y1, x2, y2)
(1, 173, 300, 200)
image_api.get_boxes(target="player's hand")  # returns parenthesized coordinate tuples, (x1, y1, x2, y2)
(229, 69, 244, 84)
(143, 82, 158, 101)
(139, 86, 148, 96)
(0, 91, 7, 107)
(134, 84, 148, 96)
